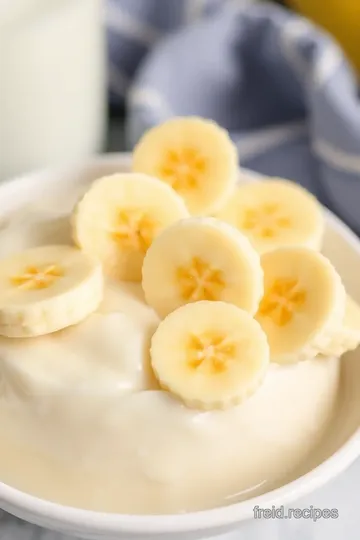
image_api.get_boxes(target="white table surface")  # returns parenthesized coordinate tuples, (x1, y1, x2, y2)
(1, 119, 358, 539)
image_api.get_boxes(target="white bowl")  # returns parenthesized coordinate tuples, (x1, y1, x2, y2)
(0, 154, 360, 540)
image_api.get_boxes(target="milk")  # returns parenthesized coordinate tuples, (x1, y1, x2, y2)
(0, 0, 106, 181)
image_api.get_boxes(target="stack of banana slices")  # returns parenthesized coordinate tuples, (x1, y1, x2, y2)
(0, 116, 359, 411)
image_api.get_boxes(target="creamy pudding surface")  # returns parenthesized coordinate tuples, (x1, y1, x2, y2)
(0, 183, 340, 515)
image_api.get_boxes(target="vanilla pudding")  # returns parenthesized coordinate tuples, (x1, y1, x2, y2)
(0, 180, 341, 515)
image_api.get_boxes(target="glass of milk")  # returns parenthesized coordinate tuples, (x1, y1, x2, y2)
(0, 0, 106, 181)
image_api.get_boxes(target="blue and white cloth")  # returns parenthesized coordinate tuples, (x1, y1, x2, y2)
(106, 0, 228, 106)
(107, 0, 360, 235)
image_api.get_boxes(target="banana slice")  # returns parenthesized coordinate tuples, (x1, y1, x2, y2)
(214, 178, 324, 254)
(72, 173, 189, 281)
(150, 301, 270, 410)
(255, 247, 345, 364)
(320, 295, 360, 357)
(142, 217, 264, 319)
(0, 245, 103, 338)
(132, 116, 238, 215)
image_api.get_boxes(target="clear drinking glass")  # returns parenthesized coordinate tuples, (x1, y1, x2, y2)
(0, 0, 106, 181)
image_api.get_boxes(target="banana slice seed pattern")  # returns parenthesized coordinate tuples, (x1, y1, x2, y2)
(241, 203, 292, 239)
(110, 209, 159, 253)
(10, 264, 64, 291)
(187, 332, 236, 374)
(176, 257, 225, 301)
(159, 148, 207, 193)
(258, 278, 307, 326)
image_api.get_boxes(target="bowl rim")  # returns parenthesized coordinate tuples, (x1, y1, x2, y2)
(0, 152, 360, 535)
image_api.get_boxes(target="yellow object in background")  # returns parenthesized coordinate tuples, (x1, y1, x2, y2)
(287, 0, 360, 75)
